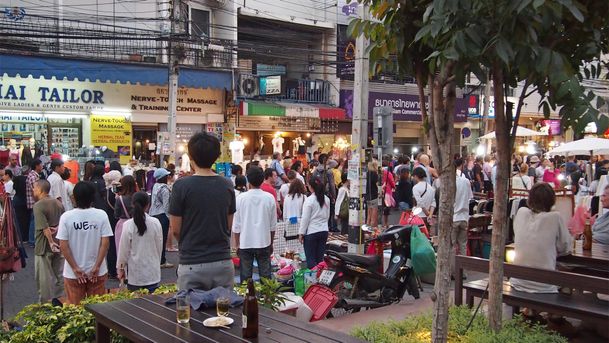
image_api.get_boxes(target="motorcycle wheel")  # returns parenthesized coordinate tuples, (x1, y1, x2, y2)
(406, 274, 420, 299)
(327, 276, 360, 318)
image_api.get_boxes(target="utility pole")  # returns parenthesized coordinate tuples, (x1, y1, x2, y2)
(162, 0, 180, 167)
(347, 3, 369, 254)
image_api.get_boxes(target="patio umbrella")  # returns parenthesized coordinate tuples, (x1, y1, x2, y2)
(479, 126, 547, 139)
(546, 137, 609, 156)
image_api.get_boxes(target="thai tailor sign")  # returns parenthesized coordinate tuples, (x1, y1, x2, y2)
(339, 90, 469, 122)
(0, 74, 224, 115)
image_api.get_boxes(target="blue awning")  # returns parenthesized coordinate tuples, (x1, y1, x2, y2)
(0, 54, 231, 89)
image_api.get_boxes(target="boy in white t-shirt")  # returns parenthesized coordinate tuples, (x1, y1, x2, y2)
(57, 181, 113, 305)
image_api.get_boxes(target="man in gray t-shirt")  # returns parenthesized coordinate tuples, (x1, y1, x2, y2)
(169, 133, 236, 291)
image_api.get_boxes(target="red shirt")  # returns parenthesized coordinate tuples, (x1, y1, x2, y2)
(260, 182, 277, 200)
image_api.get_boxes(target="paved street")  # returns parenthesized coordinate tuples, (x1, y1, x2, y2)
(2, 246, 181, 319)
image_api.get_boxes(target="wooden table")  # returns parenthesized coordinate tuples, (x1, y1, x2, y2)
(506, 241, 609, 278)
(86, 294, 365, 343)
(557, 241, 609, 278)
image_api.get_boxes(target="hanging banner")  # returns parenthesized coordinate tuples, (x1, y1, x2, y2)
(90, 115, 132, 164)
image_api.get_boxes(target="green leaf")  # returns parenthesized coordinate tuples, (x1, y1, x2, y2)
(495, 38, 513, 65)
(415, 24, 432, 42)
(423, 4, 434, 23)
(517, 0, 534, 12)
(558, 0, 585, 22)
(533, 0, 545, 8)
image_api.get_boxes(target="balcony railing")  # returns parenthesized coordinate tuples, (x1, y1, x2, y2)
(0, 11, 233, 70)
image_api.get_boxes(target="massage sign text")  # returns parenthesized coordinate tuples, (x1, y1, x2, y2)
(129, 87, 221, 114)
(0, 75, 225, 115)
(90, 115, 132, 164)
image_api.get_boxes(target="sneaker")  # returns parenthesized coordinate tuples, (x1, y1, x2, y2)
(160, 263, 174, 269)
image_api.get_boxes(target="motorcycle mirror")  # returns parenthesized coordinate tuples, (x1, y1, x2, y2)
(411, 207, 423, 217)
(361, 224, 373, 232)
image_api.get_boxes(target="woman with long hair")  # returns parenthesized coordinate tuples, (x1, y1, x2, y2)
(365, 160, 380, 227)
(283, 178, 306, 222)
(83, 160, 96, 181)
(114, 175, 137, 252)
(149, 168, 173, 269)
(117, 191, 163, 293)
(234, 175, 248, 197)
(298, 176, 330, 269)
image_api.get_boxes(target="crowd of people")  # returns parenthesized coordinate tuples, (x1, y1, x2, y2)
(3, 130, 608, 310)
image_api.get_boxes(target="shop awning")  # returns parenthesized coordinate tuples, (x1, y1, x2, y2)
(313, 105, 347, 120)
(239, 100, 346, 119)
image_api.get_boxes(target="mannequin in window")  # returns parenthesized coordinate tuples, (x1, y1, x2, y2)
(101, 146, 115, 159)
(8, 139, 19, 166)
(20, 140, 33, 169)
(229, 135, 245, 164)
(180, 150, 191, 175)
(31, 138, 43, 159)
(272, 133, 284, 154)
(258, 135, 265, 152)
(294, 135, 306, 155)
(0, 145, 9, 167)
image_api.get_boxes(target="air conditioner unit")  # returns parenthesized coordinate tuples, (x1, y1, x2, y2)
(239, 74, 259, 97)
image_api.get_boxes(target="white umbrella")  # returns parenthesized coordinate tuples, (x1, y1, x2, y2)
(479, 126, 547, 139)
(546, 137, 609, 156)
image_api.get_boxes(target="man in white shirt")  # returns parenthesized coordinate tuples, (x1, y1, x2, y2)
(57, 181, 113, 305)
(452, 158, 474, 278)
(47, 159, 68, 209)
(232, 166, 277, 283)
(412, 167, 436, 220)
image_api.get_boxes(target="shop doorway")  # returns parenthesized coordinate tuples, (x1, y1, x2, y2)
(133, 127, 158, 165)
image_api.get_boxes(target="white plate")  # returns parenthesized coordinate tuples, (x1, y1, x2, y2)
(203, 316, 234, 328)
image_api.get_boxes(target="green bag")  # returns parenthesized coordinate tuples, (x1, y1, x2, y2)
(338, 197, 349, 219)
(410, 226, 436, 275)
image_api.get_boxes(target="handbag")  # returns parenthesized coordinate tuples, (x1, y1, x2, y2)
(384, 192, 396, 208)
(339, 195, 349, 219)
(0, 196, 22, 274)
(410, 226, 436, 275)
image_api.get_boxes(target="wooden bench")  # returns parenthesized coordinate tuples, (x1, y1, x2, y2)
(454, 256, 609, 326)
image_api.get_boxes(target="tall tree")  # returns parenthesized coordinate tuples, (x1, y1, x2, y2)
(349, 1, 471, 341)
(351, 0, 608, 339)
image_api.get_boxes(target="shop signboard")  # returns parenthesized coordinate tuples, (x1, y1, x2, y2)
(339, 89, 469, 122)
(336, 24, 355, 80)
(255, 64, 287, 77)
(90, 114, 132, 164)
(237, 116, 321, 132)
(259, 76, 282, 95)
(0, 75, 224, 115)
(540, 119, 561, 135)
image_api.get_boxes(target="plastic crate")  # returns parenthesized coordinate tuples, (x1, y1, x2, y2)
(302, 285, 338, 322)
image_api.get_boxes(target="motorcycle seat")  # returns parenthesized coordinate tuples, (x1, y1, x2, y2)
(334, 252, 381, 268)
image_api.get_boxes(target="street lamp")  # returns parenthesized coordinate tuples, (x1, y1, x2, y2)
(393, 148, 399, 154)
(411, 146, 418, 160)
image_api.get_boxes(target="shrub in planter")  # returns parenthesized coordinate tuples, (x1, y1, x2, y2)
(3, 284, 178, 343)
(351, 306, 568, 343)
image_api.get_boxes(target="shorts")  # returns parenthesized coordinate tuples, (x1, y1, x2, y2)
(366, 199, 378, 209)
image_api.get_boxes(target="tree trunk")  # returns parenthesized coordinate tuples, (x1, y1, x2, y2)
(430, 63, 457, 343)
(487, 64, 510, 331)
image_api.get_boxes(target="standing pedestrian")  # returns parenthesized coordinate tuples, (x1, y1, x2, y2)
(283, 178, 306, 222)
(365, 160, 379, 228)
(61, 168, 75, 211)
(117, 191, 163, 293)
(57, 181, 113, 304)
(299, 176, 330, 269)
(149, 168, 174, 269)
(452, 158, 473, 277)
(412, 167, 436, 227)
(234, 175, 248, 197)
(335, 173, 350, 234)
(47, 159, 68, 209)
(33, 179, 64, 305)
(26, 159, 43, 246)
(3, 169, 14, 199)
(114, 175, 136, 255)
(270, 152, 289, 190)
(169, 132, 236, 291)
(232, 166, 277, 283)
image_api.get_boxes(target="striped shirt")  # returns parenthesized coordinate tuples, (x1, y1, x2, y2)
(26, 170, 40, 209)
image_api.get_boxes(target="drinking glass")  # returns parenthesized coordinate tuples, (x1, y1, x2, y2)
(216, 297, 230, 317)
(176, 294, 191, 324)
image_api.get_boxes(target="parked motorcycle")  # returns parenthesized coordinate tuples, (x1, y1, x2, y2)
(320, 218, 422, 316)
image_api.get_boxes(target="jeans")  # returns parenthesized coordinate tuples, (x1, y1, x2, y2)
(153, 214, 170, 264)
(303, 231, 328, 269)
(28, 212, 35, 245)
(238, 246, 272, 284)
